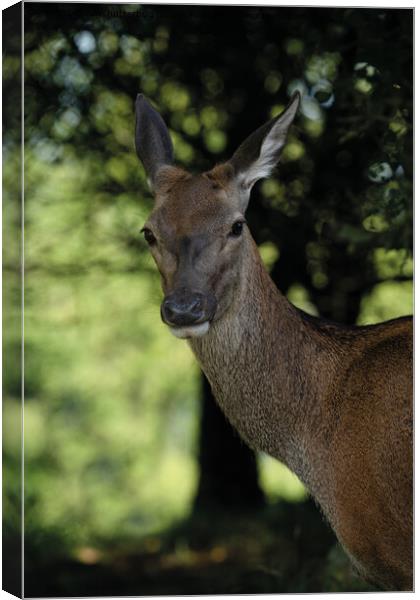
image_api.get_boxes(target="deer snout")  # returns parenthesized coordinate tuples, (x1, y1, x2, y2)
(161, 289, 217, 338)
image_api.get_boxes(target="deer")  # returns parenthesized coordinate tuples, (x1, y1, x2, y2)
(134, 92, 413, 591)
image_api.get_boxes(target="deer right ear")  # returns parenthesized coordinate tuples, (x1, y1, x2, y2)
(135, 94, 174, 189)
(228, 92, 300, 209)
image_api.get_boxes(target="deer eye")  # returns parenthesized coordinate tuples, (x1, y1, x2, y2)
(141, 227, 156, 245)
(229, 221, 245, 237)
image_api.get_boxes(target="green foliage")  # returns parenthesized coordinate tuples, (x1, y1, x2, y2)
(20, 151, 202, 550)
(259, 455, 308, 503)
(358, 281, 412, 325)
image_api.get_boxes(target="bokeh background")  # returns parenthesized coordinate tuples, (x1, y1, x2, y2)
(3, 3, 412, 596)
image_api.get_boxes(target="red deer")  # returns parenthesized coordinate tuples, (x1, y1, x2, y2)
(134, 92, 413, 590)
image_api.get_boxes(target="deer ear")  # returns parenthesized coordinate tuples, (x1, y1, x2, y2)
(229, 92, 300, 198)
(135, 94, 174, 188)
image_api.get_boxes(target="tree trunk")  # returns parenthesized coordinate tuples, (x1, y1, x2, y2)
(193, 374, 264, 513)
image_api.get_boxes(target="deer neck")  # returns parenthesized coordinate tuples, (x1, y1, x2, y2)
(189, 239, 341, 488)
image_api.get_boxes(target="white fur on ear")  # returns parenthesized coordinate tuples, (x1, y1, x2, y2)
(234, 93, 300, 192)
(240, 126, 287, 188)
(243, 106, 298, 188)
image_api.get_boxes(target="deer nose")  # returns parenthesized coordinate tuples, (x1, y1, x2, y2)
(161, 291, 207, 327)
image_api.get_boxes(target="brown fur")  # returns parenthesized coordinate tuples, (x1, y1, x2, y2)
(203, 163, 235, 189)
(143, 169, 413, 590)
(154, 166, 191, 199)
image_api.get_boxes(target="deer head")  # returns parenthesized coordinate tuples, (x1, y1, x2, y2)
(135, 93, 300, 339)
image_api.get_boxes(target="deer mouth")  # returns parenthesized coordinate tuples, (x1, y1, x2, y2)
(169, 321, 210, 339)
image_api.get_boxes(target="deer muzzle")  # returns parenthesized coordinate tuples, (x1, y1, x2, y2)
(161, 289, 217, 338)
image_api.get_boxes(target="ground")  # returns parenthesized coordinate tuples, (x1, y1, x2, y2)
(23, 501, 375, 596)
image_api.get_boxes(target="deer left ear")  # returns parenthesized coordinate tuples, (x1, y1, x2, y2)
(229, 92, 300, 202)
(135, 94, 174, 189)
